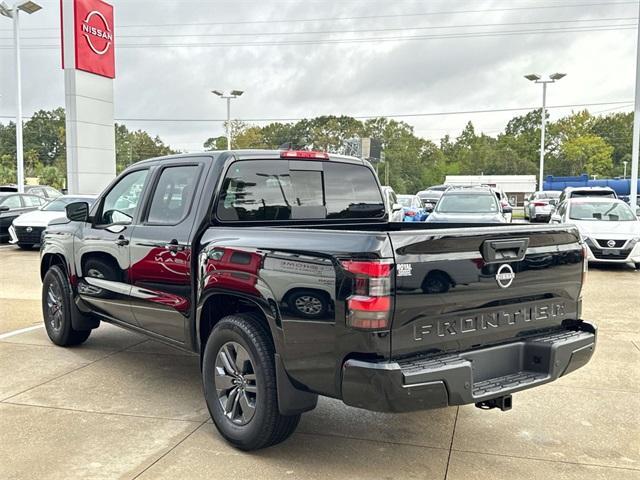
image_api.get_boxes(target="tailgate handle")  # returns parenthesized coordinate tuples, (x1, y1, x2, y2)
(481, 238, 529, 263)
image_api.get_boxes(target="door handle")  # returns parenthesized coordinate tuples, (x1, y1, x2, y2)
(115, 235, 129, 246)
(164, 239, 185, 252)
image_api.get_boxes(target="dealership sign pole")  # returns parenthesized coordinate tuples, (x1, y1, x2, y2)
(60, 0, 116, 194)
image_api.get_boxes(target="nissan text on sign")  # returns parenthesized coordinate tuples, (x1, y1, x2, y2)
(61, 0, 116, 194)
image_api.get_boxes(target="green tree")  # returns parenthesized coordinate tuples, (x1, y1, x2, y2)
(560, 135, 614, 177)
(0, 154, 16, 184)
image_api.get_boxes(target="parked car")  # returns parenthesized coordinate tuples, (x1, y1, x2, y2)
(0, 193, 47, 242)
(9, 195, 96, 249)
(551, 197, 640, 269)
(380, 185, 404, 222)
(40, 150, 595, 451)
(416, 185, 446, 212)
(524, 191, 561, 222)
(397, 194, 428, 221)
(426, 186, 508, 223)
(486, 186, 513, 223)
(558, 186, 617, 205)
(0, 184, 62, 200)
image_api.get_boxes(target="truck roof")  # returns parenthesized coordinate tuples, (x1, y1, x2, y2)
(132, 149, 367, 168)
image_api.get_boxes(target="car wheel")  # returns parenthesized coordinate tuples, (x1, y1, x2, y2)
(18, 243, 34, 250)
(42, 265, 92, 346)
(202, 314, 300, 450)
(287, 290, 329, 319)
(635, 263, 640, 270)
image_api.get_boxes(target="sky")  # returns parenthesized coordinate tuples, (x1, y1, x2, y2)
(0, 0, 638, 153)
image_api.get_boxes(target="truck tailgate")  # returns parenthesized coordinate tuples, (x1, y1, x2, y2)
(388, 224, 584, 359)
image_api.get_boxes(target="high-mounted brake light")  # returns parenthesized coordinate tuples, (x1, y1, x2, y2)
(341, 259, 393, 330)
(280, 150, 330, 160)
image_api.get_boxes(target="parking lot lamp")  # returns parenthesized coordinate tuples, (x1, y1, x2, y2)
(525, 73, 566, 191)
(0, 1, 43, 193)
(211, 90, 244, 150)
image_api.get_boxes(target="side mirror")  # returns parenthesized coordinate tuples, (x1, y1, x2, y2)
(550, 213, 562, 224)
(424, 204, 434, 213)
(392, 203, 403, 212)
(0, 205, 9, 212)
(549, 199, 558, 206)
(65, 201, 89, 222)
(502, 205, 513, 214)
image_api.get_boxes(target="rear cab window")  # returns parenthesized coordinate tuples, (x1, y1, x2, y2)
(216, 159, 385, 222)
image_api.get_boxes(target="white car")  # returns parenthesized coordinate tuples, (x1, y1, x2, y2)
(380, 186, 404, 222)
(9, 195, 96, 249)
(551, 197, 640, 269)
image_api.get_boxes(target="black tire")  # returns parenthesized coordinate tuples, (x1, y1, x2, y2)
(286, 289, 329, 319)
(18, 243, 34, 250)
(84, 258, 119, 281)
(635, 263, 640, 270)
(202, 314, 300, 450)
(42, 265, 92, 346)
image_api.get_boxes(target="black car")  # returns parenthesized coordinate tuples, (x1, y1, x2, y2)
(40, 150, 595, 451)
(0, 193, 47, 242)
(0, 185, 62, 200)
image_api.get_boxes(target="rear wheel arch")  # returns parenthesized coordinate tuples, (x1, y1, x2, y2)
(198, 293, 282, 357)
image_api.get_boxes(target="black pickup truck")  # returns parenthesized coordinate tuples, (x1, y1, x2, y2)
(40, 150, 596, 450)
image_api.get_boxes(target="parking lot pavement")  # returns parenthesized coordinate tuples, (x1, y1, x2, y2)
(0, 247, 639, 479)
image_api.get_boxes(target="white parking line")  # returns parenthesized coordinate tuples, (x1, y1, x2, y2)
(0, 324, 43, 340)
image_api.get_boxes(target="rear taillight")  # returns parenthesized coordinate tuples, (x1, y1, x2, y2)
(341, 259, 392, 330)
(532, 201, 548, 206)
(405, 210, 416, 216)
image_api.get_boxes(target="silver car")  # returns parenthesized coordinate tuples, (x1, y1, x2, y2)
(426, 186, 507, 224)
(551, 197, 640, 269)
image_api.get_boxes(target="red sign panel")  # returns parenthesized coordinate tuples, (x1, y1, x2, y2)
(73, 0, 115, 78)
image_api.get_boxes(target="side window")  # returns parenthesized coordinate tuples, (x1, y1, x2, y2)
(1, 195, 21, 209)
(23, 195, 44, 207)
(100, 169, 149, 225)
(147, 165, 199, 224)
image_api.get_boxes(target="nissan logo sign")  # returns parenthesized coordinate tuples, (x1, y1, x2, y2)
(495, 264, 515, 289)
(607, 239, 616, 248)
(81, 10, 112, 55)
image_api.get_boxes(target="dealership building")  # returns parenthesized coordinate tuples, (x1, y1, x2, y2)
(444, 175, 537, 206)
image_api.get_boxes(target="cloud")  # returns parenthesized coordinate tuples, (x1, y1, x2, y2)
(0, 0, 636, 151)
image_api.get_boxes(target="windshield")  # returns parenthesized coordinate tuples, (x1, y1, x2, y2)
(398, 196, 414, 207)
(42, 197, 92, 212)
(436, 193, 498, 213)
(569, 201, 636, 221)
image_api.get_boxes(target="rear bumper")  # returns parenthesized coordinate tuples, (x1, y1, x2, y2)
(341, 321, 596, 413)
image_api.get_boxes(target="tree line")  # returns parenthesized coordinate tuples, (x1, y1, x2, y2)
(0, 107, 633, 194)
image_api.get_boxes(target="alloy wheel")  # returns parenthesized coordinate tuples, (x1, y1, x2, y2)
(294, 295, 323, 315)
(214, 342, 257, 425)
(46, 281, 64, 331)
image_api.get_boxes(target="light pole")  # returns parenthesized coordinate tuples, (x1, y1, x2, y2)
(630, 1, 640, 213)
(0, 1, 42, 193)
(211, 90, 244, 150)
(525, 72, 566, 191)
